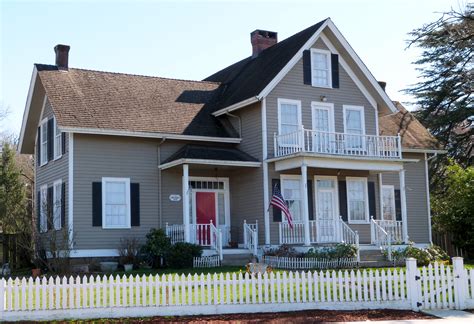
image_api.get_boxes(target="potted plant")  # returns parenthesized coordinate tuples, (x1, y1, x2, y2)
(118, 237, 141, 272)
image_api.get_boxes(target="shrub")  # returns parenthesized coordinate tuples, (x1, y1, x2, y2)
(384, 243, 449, 266)
(117, 237, 141, 267)
(304, 243, 357, 259)
(166, 242, 202, 268)
(263, 244, 301, 257)
(141, 228, 171, 268)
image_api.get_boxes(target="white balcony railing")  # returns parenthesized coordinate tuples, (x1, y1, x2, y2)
(273, 127, 401, 159)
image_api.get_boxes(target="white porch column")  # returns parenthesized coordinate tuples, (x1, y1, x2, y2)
(399, 169, 409, 243)
(301, 164, 311, 246)
(378, 173, 383, 220)
(182, 164, 191, 243)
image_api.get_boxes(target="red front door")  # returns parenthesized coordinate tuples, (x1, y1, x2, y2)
(196, 192, 216, 245)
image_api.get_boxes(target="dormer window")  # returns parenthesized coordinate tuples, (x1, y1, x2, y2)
(311, 49, 332, 88)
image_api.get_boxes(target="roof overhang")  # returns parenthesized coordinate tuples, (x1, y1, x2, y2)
(59, 126, 242, 144)
(159, 158, 262, 170)
(402, 148, 447, 154)
(213, 18, 399, 117)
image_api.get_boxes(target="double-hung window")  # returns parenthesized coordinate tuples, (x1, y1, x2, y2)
(382, 185, 396, 221)
(311, 49, 331, 87)
(102, 177, 131, 229)
(280, 175, 302, 222)
(54, 118, 62, 160)
(346, 177, 369, 224)
(39, 185, 48, 232)
(40, 119, 48, 165)
(343, 105, 365, 149)
(278, 99, 302, 147)
(53, 180, 62, 230)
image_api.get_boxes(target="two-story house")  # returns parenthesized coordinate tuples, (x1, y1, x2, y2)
(18, 18, 443, 261)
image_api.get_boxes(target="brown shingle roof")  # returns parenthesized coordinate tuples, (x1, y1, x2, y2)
(379, 102, 440, 150)
(36, 64, 233, 138)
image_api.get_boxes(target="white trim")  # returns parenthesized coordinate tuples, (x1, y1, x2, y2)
(381, 184, 396, 221)
(319, 34, 377, 109)
(18, 66, 38, 153)
(310, 48, 332, 88)
(262, 98, 271, 245)
(402, 148, 447, 154)
(424, 153, 432, 243)
(101, 177, 131, 229)
(346, 176, 370, 224)
(59, 126, 242, 144)
(159, 158, 261, 170)
(311, 101, 335, 132)
(182, 164, 190, 242)
(52, 179, 63, 230)
(325, 20, 398, 113)
(68, 133, 74, 247)
(378, 173, 383, 222)
(277, 98, 302, 144)
(399, 169, 409, 242)
(258, 20, 330, 99)
(39, 95, 47, 126)
(314, 175, 339, 223)
(69, 249, 119, 258)
(212, 97, 260, 117)
(39, 117, 48, 166)
(53, 117, 62, 161)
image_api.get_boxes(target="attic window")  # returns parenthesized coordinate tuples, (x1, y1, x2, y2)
(311, 49, 332, 87)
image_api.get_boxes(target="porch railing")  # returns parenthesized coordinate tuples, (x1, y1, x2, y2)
(273, 127, 401, 159)
(243, 220, 258, 256)
(371, 217, 392, 261)
(374, 219, 403, 243)
(165, 223, 185, 244)
(210, 222, 223, 260)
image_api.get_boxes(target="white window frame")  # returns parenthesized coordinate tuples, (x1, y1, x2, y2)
(381, 185, 396, 221)
(39, 118, 48, 166)
(346, 177, 369, 224)
(277, 98, 302, 147)
(280, 174, 303, 223)
(310, 48, 332, 88)
(53, 118, 62, 160)
(39, 185, 48, 233)
(311, 102, 335, 133)
(102, 177, 131, 229)
(53, 179, 62, 230)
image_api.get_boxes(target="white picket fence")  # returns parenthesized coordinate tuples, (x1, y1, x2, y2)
(193, 255, 221, 268)
(0, 257, 473, 321)
(262, 256, 358, 270)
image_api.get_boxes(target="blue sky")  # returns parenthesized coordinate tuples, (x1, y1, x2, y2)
(0, 0, 464, 135)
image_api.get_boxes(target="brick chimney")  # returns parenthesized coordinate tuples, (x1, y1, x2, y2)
(251, 30, 277, 58)
(378, 81, 387, 92)
(54, 44, 70, 70)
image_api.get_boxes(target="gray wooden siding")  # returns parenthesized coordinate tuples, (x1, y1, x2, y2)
(233, 102, 262, 160)
(36, 99, 69, 243)
(382, 153, 430, 243)
(266, 38, 377, 158)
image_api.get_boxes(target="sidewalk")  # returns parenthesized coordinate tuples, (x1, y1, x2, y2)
(344, 310, 474, 323)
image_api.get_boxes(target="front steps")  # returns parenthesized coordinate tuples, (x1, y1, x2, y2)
(359, 248, 393, 267)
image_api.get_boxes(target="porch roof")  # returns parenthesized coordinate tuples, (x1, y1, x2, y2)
(159, 144, 261, 170)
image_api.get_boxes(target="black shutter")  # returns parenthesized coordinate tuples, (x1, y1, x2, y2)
(271, 179, 282, 222)
(36, 190, 41, 232)
(47, 187, 53, 231)
(394, 189, 402, 221)
(61, 132, 66, 155)
(368, 181, 377, 219)
(92, 182, 102, 226)
(338, 181, 347, 221)
(61, 182, 66, 229)
(331, 54, 339, 88)
(47, 119, 54, 161)
(131, 183, 140, 226)
(307, 180, 314, 220)
(36, 127, 41, 166)
(303, 50, 312, 85)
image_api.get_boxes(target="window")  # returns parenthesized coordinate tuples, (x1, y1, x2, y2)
(343, 105, 365, 149)
(40, 119, 48, 165)
(39, 185, 48, 233)
(278, 99, 302, 146)
(311, 49, 331, 87)
(53, 180, 62, 230)
(102, 177, 130, 229)
(346, 177, 369, 224)
(281, 176, 302, 222)
(382, 185, 396, 221)
(54, 118, 62, 160)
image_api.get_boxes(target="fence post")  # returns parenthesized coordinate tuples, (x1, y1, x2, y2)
(0, 278, 4, 313)
(452, 257, 466, 310)
(406, 258, 420, 311)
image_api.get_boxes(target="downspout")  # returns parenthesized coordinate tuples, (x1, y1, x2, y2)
(425, 152, 437, 244)
(157, 138, 166, 228)
(225, 112, 242, 137)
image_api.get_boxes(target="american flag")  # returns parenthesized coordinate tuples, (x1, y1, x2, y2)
(270, 184, 294, 229)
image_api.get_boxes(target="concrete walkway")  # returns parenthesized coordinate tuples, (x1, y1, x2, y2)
(344, 310, 474, 323)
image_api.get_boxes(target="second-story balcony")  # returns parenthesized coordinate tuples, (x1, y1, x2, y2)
(274, 127, 402, 159)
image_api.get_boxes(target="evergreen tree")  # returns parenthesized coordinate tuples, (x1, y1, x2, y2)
(406, 5, 473, 172)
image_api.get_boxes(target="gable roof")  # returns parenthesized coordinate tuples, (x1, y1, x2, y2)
(379, 102, 441, 151)
(205, 19, 327, 110)
(35, 64, 233, 139)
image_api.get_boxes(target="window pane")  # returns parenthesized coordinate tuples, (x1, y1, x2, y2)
(104, 180, 128, 227)
(317, 179, 334, 189)
(281, 104, 298, 125)
(313, 53, 328, 69)
(345, 110, 362, 132)
(347, 180, 367, 222)
(218, 193, 225, 225)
